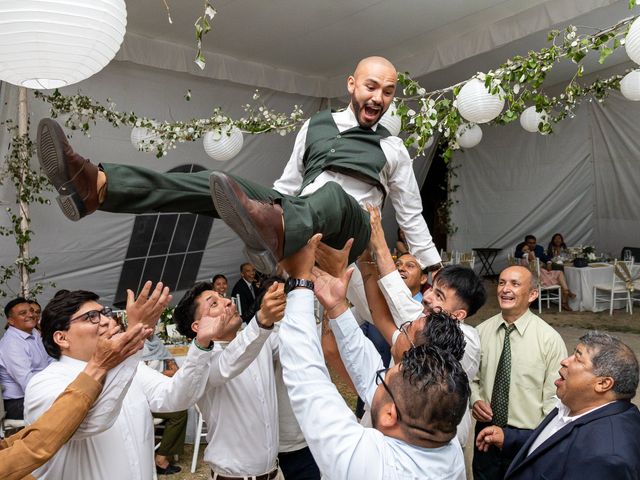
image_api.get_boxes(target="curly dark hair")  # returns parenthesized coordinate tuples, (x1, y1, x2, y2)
(173, 282, 213, 339)
(419, 309, 466, 362)
(392, 344, 470, 443)
(41, 290, 100, 359)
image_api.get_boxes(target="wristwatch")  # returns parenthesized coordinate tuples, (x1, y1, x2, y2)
(284, 278, 315, 294)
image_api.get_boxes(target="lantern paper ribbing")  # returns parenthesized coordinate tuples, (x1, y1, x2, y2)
(456, 78, 505, 124)
(456, 123, 482, 149)
(626, 16, 640, 65)
(204, 127, 244, 161)
(0, 0, 127, 89)
(131, 126, 161, 151)
(520, 106, 549, 133)
(378, 104, 401, 136)
(620, 70, 640, 101)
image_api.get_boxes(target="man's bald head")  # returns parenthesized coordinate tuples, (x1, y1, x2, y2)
(347, 56, 398, 128)
(497, 265, 539, 322)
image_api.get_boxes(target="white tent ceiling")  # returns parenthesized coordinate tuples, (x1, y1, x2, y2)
(121, 0, 634, 97)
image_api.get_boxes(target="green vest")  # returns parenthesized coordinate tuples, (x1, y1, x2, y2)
(300, 109, 391, 195)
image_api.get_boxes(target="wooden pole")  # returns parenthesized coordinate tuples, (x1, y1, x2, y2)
(17, 86, 30, 296)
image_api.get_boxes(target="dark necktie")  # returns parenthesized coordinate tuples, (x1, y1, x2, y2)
(491, 323, 516, 427)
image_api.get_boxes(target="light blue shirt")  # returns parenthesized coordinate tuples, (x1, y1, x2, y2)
(0, 326, 52, 399)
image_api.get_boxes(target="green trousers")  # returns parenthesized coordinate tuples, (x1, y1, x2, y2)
(152, 410, 188, 457)
(100, 163, 370, 263)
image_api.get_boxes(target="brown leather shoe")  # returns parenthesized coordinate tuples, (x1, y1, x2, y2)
(209, 172, 283, 274)
(37, 119, 100, 221)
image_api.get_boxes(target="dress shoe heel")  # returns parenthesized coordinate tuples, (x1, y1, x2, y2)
(56, 194, 83, 222)
(243, 247, 277, 276)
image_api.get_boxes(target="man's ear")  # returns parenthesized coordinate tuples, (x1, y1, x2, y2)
(420, 274, 428, 287)
(595, 376, 614, 394)
(377, 401, 400, 428)
(53, 331, 70, 351)
(190, 320, 199, 335)
(347, 75, 355, 95)
(453, 309, 467, 321)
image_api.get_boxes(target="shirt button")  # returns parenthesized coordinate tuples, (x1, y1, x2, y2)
(330, 148, 335, 153)
(336, 134, 341, 138)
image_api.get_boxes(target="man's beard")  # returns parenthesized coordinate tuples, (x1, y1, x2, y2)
(351, 94, 384, 128)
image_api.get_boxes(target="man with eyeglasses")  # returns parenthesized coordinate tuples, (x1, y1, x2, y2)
(278, 234, 468, 479)
(23, 281, 239, 480)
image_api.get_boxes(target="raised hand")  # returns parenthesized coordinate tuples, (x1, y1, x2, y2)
(126, 281, 172, 331)
(85, 323, 151, 381)
(279, 233, 322, 280)
(312, 265, 354, 319)
(257, 282, 286, 328)
(315, 238, 354, 278)
(366, 203, 387, 251)
(475, 425, 504, 451)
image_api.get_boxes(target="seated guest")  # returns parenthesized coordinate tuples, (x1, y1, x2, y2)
(28, 299, 42, 332)
(0, 297, 52, 419)
(24, 281, 232, 480)
(173, 280, 285, 479)
(517, 242, 575, 310)
(476, 331, 640, 480)
(211, 274, 228, 297)
(394, 228, 409, 256)
(546, 233, 568, 259)
(0, 323, 150, 480)
(279, 234, 468, 479)
(142, 334, 188, 475)
(231, 262, 261, 323)
(515, 235, 550, 263)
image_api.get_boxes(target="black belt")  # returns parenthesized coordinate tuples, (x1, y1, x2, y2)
(211, 468, 278, 480)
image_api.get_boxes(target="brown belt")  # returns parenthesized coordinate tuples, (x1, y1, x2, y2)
(211, 468, 278, 480)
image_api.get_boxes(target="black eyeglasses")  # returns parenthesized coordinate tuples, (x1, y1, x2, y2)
(69, 307, 115, 325)
(376, 367, 403, 421)
(398, 321, 416, 348)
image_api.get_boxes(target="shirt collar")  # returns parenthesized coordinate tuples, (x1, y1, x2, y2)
(497, 309, 532, 336)
(7, 325, 35, 339)
(554, 398, 616, 423)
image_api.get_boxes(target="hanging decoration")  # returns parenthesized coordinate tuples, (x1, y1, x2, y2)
(0, 0, 127, 89)
(519, 106, 550, 133)
(456, 123, 482, 149)
(625, 16, 640, 64)
(620, 70, 640, 100)
(455, 78, 505, 124)
(131, 125, 161, 151)
(378, 104, 402, 136)
(203, 127, 244, 161)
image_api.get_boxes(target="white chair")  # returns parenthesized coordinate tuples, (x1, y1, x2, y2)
(534, 258, 562, 314)
(506, 253, 517, 266)
(153, 416, 165, 451)
(191, 404, 208, 473)
(440, 249, 456, 266)
(593, 260, 633, 315)
(0, 390, 26, 439)
(456, 251, 475, 269)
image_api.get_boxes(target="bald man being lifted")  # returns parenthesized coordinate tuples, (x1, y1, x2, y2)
(38, 56, 441, 274)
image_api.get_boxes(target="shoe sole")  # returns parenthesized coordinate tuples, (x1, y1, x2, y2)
(209, 172, 277, 274)
(37, 119, 82, 221)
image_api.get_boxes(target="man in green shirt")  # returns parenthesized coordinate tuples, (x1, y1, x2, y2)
(471, 265, 567, 480)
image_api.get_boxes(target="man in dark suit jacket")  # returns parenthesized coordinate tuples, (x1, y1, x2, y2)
(231, 263, 260, 323)
(476, 331, 640, 480)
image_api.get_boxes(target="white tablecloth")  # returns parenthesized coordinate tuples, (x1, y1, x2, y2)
(565, 265, 637, 312)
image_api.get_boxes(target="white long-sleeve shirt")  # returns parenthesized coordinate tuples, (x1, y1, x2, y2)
(198, 318, 279, 476)
(377, 270, 481, 447)
(279, 289, 464, 480)
(24, 342, 213, 480)
(273, 107, 440, 268)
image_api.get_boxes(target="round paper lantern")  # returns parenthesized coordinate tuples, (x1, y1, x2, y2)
(620, 70, 640, 101)
(203, 127, 244, 162)
(378, 104, 401, 136)
(456, 78, 505, 124)
(0, 1, 127, 89)
(130, 126, 161, 151)
(519, 106, 549, 133)
(456, 123, 483, 149)
(625, 16, 640, 65)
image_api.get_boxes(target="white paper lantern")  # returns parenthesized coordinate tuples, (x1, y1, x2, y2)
(456, 78, 505, 124)
(519, 106, 549, 133)
(625, 16, 640, 65)
(378, 104, 401, 136)
(456, 123, 482, 149)
(0, 1, 127, 89)
(203, 127, 244, 162)
(130, 126, 161, 152)
(620, 70, 640, 101)
(408, 133, 434, 149)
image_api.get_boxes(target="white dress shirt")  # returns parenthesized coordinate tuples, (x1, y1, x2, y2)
(24, 342, 212, 480)
(377, 269, 481, 447)
(272, 107, 440, 268)
(198, 318, 280, 475)
(280, 289, 465, 480)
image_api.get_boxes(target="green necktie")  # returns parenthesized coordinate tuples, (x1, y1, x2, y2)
(491, 323, 516, 427)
